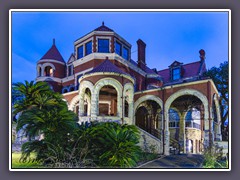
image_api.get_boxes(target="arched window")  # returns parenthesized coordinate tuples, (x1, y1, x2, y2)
(38, 67, 42, 77)
(44, 66, 53, 77)
(62, 88, 68, 94)
(69, 86, 75, 92)
(169, 109, 180, 128)
(124, 100, 129, 117)
(99, 85, 117, 116)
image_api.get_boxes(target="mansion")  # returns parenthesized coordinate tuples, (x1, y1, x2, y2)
(36, 22, 222, 155)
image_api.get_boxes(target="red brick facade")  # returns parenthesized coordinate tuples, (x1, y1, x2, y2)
(36, 23, 222, 155)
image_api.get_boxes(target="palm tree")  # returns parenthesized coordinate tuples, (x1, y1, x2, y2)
(12, 81, 79, 164)
(87, 122, 142, 168)
(12, 81, 52, 115)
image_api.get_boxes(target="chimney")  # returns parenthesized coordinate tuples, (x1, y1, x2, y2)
(199, 49, 206, 61)
(137, 39, 146, 69)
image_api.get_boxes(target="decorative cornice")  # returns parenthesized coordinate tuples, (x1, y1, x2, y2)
(35, 76, 62, 83)
(79, 71, 135, 84)
(37, 59, 66, 66)
(73, 53, 147, 77)
(134, 79, 218, 95)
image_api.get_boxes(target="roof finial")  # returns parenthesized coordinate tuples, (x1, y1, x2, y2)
(53, 38, 55, 45)
(102, 21, 104, 26)
(199, 49, 205, 61)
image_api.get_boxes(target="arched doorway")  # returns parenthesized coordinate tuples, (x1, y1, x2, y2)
(167, 94, 205, 154)
(135, 100, 162, 139)
(165, 89, 209, 154)
(98, 85, 117, 116)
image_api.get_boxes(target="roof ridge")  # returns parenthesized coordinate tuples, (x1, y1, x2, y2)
(158, 60, 201, 72)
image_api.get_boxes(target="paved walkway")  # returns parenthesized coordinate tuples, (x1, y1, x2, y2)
(138, 154, 204, 169)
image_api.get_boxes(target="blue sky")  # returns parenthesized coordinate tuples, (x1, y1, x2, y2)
(11, 10, 229, 83)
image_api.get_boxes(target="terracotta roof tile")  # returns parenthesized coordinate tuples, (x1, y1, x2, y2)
(86, 59, 129, 75)
(158, 61, 202, 83)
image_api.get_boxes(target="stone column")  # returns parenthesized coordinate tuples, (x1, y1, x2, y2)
(164, 109, 170, 155)
(179, 113, 186, 153)
(91, 93, 98, 121)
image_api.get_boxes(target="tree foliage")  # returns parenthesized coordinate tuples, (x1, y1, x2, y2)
(12, 81, 142, 168)
(204, 61, 229, 140)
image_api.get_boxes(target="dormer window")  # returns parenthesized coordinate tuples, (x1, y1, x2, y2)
(169, 61, 183, 81)
(85, 41, 92, 56)
(98, 39, 109, 53)
(172, 67, 181, 80)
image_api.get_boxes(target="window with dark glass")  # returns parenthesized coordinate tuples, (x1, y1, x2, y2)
(115, 41, 122, 56)
(123, 47, 129, 60)
(172, 67, 181, 80)
(85, 41, 92, 56)
(77, 45, 83, 59)
(68, 65, 73, 76)
(98, 39, 109, 53)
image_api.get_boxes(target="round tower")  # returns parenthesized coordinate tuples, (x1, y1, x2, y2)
(36, 39, 66, 92)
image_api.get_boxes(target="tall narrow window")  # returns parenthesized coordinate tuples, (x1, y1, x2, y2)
(172, 68, 181, 80)
(77, 45, 83, 59)
(68, 65, 73, 76)
(38, 67, 42, 77)
(123, 47, 129, 60)
(115, 41, 122, 56)
(85, 41, 92, 56)
(98, 39, 109, 53)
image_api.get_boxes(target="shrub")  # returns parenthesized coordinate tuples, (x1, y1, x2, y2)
(203, 145, 228, 168)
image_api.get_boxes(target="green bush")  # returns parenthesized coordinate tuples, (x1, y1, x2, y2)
(203, 145, 228, 168)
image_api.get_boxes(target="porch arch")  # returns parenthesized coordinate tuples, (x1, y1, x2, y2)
(92, 78, 123, 117)
(212, 93, 222, 141)
(164, 88, 210, 154)
(123, 83, 134, 124)
(79, 80, 94, 117)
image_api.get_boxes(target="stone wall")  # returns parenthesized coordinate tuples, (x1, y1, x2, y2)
(138, 128, 163, 154)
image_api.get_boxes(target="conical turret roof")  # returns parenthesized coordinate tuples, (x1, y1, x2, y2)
(40, 39, 65, 63)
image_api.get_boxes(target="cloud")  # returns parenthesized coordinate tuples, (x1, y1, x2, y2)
(11, 53, 36, 83)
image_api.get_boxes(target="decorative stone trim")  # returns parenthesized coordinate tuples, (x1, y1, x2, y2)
(93, 78, 123, 117)
(213, 93, 222, 141)
(79, 71, 135, 84)
(134, 79, 218, 95)
(123, 83, 134, 124)
(79, 80, 94, 117)
(134, 95, 163, 112)
(72, 52, 146, 77)
(164, 88, 210, 152)
(69, 95, 80, 111)
(37, 59, 65, 66)
(35, 76, 62, 83)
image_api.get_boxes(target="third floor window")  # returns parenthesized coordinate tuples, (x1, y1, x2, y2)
(98, 39, 109, 53)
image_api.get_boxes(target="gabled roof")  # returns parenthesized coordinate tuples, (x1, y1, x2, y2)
(40, 40, 65, 63)
(94, 22, 114, 32)
(169, 60, 183, 67)
(158, 61, 203, 84)
(86, 59, 129, 75)
(67, 53, 76, 64)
